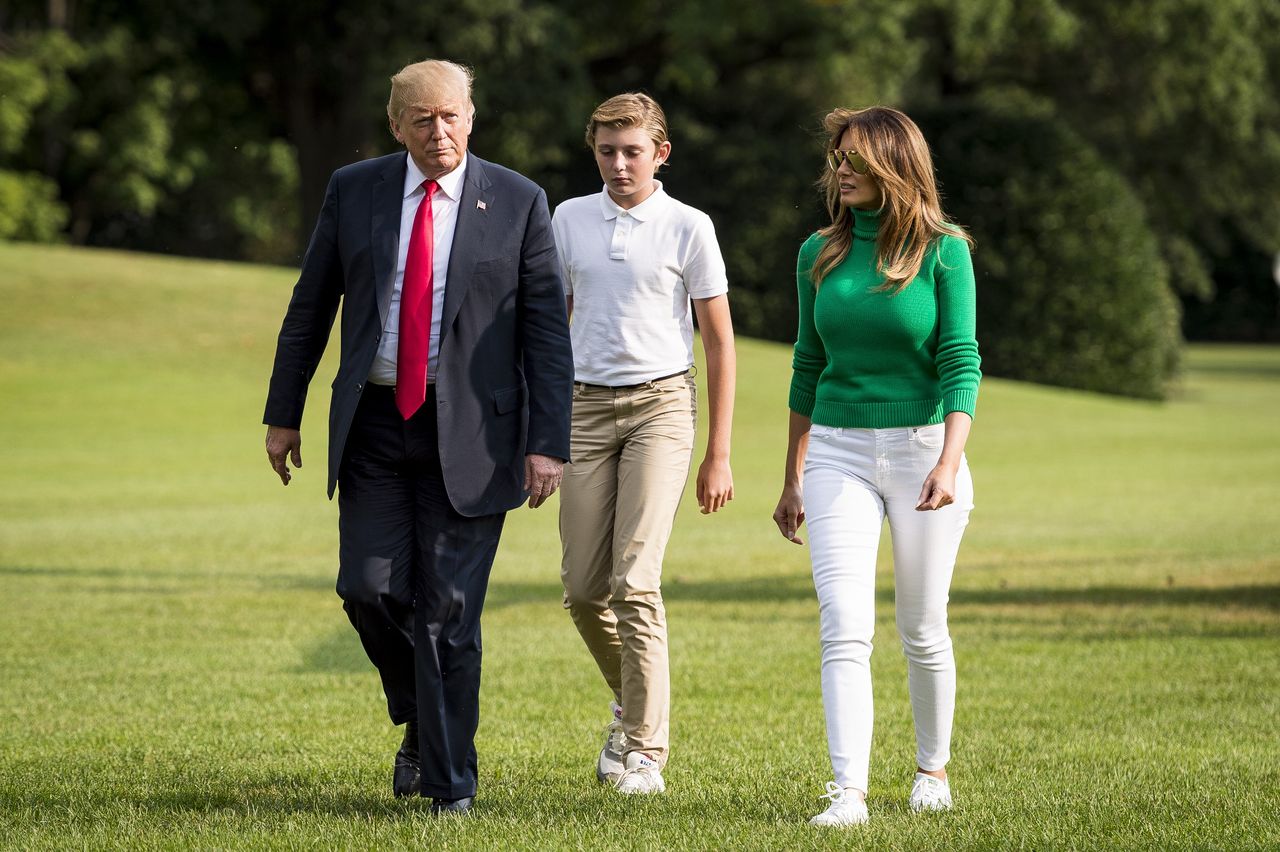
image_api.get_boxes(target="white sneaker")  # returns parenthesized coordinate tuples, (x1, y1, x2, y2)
(909, 772, 952, 812)
(809, 781, 869, 826)
(596, 702, 626, 784)
(614, 750, 665, 795)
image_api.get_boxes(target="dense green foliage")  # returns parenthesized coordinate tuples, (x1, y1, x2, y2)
(915, 0, 1280, 346)
(0, 169, 64, 240)
(0, 24, 300, 261)
(0, 31, 68, 239)
(2, 244, 1278, 849)
(919, 100, 1182, 398)
(2, 0, 1279, 394)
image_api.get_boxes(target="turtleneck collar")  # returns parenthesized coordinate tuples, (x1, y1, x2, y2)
(851, 206, 882, 240)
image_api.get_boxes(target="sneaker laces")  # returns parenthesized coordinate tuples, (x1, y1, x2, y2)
(911, 775, 947, 805)
(819, 781, 847, 803)
(817, 781, 867, 818)
(603, 719, 625, 754)
(614, 754, 659, 789)
(614, 766, 642, 787)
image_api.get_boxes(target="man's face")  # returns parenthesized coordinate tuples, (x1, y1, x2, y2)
(593, 125, 670, 208)
(391, 96, 473, 179)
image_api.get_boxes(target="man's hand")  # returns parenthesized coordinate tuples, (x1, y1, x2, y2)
(524, 453, 564, 508)
(266, 426, 303, 486)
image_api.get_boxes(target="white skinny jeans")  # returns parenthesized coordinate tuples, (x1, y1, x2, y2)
(803, 422, 973, 794)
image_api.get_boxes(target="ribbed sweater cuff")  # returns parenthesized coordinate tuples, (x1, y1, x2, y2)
(788, 386, 817, 417)
(943, 389, 979, 419)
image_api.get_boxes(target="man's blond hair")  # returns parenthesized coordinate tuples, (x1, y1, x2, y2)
(387, 60, 475, 123)
(585, 93, 669, 150)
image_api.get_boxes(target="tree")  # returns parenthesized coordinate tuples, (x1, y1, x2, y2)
(5, 0, 1275, 368)
(0, 30, 69, 240)
(918, 98, 1181, 398)
(908, 0, 1280, 336)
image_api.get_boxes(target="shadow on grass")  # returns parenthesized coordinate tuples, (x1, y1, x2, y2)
(1, 564, 335, 589)
(296, 627, 370, 673)
(481, 575, 817, 608)
(285, 577, 1280, 675)
(269, 572, 336, 593)
(140, 782, 421, 821)
(461, 576, 1280, 612)
(951, 585, 1280, 610)
(3, 772, 746, 827)
(3, 776, 424, 822)
(348, 573, 1280, 614)
(0, 564, 137, 578)
(0, 564, 198, 596)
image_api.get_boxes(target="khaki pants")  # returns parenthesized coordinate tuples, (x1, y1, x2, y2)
(559, 373, 697, 765)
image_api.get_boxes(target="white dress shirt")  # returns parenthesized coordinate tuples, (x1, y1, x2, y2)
(368, 152, 467, 386)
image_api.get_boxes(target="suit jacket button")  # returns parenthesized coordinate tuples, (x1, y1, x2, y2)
(356, 383, 363, 392)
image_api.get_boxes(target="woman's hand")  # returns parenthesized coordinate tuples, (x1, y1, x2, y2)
(918, 411, 972, 511)
(773, 485, 807, 544)
(916, 462, 958, 511)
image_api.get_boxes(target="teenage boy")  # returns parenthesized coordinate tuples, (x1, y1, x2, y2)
(551, 93, 736, 794)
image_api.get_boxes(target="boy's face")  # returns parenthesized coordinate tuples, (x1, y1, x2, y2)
(593, 125, 670, 209)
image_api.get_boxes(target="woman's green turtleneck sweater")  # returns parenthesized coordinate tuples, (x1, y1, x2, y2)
(788, 207, 981, 427)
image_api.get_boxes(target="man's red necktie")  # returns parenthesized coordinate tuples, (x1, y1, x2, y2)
(396, 179, 437, 419)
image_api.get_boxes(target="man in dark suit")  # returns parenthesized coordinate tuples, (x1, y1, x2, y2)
(262, 59, 572, 814)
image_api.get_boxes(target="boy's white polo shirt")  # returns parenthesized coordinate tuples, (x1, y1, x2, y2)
(551, 183, 729, 387)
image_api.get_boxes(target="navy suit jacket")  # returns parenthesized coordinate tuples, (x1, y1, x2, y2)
(264, 152, 573, 516)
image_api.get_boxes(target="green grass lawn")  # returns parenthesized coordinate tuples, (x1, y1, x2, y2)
(1, 242, 1277, 850)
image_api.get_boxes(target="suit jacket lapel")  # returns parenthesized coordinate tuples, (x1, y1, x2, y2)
(441, 156, 494, 342)
(371, 155, 407, 330)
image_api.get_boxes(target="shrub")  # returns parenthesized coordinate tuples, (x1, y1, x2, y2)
(0, 171, 68, 242)
(915, 100, 1181, 399)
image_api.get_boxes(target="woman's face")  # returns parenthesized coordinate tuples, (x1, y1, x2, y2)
(835, 128, 883, 211)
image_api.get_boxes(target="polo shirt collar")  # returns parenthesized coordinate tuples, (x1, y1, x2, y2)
(403, 152, 468, 201)
(598, 180, 671, 222)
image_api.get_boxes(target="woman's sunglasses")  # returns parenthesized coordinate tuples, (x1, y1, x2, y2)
(827, 149, 870, 175)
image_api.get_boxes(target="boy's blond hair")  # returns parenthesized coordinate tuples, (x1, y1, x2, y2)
(585, 93, 669, 150)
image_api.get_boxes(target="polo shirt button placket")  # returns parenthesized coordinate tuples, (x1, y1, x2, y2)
(609, 213, 632, 261)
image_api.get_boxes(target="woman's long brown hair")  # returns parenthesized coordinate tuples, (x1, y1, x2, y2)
(811, 106, 972, 293)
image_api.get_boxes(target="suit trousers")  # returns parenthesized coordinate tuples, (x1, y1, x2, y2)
(558, 373, 696, 764)
(337, 384, 505, 799)
(803, 422, 973, 794)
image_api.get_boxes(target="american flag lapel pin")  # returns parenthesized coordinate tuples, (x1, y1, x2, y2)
(476, 200, 487, 210)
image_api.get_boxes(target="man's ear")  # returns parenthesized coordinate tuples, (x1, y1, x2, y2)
(389, 117, 404, 144)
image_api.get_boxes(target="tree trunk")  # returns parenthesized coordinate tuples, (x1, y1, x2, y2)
(285, 77, 379, 259)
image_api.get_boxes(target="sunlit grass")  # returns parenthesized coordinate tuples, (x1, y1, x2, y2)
(1, 243, 1277, 850)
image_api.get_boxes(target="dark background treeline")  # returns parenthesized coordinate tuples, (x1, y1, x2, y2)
(2, 0, 1278, 398)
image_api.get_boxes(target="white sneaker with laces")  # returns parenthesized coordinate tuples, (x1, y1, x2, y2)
(596, 702, 626, 784)
(614, 750, 665, 795)
(809, 781, 869, 826)
(909, 772, 952, 812)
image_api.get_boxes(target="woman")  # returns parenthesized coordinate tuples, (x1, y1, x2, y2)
(551, 93, 736, 795)
(772, 106, 980, 826)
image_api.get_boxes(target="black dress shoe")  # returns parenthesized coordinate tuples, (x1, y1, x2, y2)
(393, 721, 421, 798)
(430, 796, 474, 815)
